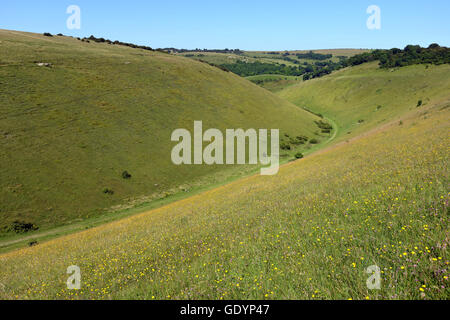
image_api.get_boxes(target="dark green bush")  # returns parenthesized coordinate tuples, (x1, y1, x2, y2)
(103, 188, 114, 195)
(28, 241, 38, 247)
(315, 120, 333, 131)
(280, 142, 291, 150)
(8, 221, 39, 234)
(122, 171, 132, 179)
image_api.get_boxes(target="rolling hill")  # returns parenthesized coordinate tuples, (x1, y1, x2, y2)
(0, 30, 448, 300)
(0, 92, 447, 300)
(0, 30, 321, 234)
(278, 62, 450, 141)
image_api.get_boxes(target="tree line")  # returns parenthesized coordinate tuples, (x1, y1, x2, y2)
(221, 44, 449, 81)
(345, 44, 449, 68)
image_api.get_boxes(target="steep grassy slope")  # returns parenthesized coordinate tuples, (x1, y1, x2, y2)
(0, 99, 447, 300)
(279, 62, 450, 140)
(0, 30, 321, 233)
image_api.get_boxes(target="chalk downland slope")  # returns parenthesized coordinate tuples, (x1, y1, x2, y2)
(278, 61, 450, 140)
(0, 30, 320, 232)
(0, 97, 448, 300)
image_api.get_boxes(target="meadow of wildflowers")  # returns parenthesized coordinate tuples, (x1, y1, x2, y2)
(0, 102, 448, 300)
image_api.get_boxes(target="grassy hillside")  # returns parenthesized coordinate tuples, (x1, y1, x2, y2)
(0, 30, 321, 234)
(0, 99, 447, 300)
(278, 62, 450, 141)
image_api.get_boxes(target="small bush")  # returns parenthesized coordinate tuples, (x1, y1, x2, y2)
(417, 100, 423, 107)
(280, 142, 291, 150)
(43, 33, 53, 37)
(295, 152, 304, 159)
(8, 221, 39, 234)
(28, 241, 38, 247)
(315, 120, 332, 131)
(309, 138, 319, 144)
(122, 171, 132, 179)
(296, 136, 308, 144)
(103, 188, 114, 195)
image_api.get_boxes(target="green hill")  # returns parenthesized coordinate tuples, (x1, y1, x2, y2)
(278, 62, 450, 140)
(0, 30, 321, 233)
(1, 89, 447, 300)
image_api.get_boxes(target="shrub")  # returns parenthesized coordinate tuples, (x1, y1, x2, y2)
(280, 142, 291, 150)
(43, 33, 53, 37)
(417, 100, 423, 107)
(8, 221, 39, 234)
(122, 171, 132, 179)
(295, 152, 304, 159)
(309, 138, 319, 144)
(103, 188, 114, 195)
(315, 120, 333, 131)
(28, 241, 38, 247)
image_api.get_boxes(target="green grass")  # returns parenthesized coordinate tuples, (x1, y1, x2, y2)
(278, 62, 450, 141)
(246, 74, 303, 92)
(178, 52, 253, 65)
(0, 30, 321, 234)
(0, 144, 321, 254)
(0, 99, 447, 300)
(0, 30, 448, 300)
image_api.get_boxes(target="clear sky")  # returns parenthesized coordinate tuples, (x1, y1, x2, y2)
(1, 0, 449, 50)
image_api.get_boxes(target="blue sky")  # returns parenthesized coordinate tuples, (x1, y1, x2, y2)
(1, 0, 448, 50)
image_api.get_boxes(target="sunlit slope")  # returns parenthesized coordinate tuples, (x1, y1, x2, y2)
(0, 30, 320, 231)
(278, 62, 450, 139)
(1, 101, 448, 300)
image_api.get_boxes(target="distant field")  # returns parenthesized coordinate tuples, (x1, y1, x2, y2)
(179, 51, 301, 67)
(246, 49, 368, 61)
(283, 49, 369, 57)
(177, 52, 253, 65)
(1, 98, 447, 300)
(246, 74, 303, 92)
(0, 30, 322, 235)
(180, 49, 370, 89)
(180, 49, 367, 68)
